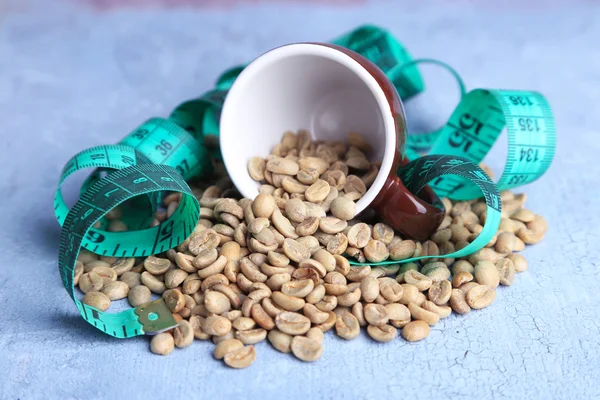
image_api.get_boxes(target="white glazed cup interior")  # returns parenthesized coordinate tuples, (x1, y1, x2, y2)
(220, 43, 396, 215)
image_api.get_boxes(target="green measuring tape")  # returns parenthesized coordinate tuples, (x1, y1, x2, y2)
(55, 24, 556, 337)
(59, 164, 199, 337)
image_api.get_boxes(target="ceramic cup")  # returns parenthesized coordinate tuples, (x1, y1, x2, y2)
(219, 43, 444, 240)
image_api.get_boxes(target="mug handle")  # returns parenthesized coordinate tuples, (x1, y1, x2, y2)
(371, 156, 445, 241)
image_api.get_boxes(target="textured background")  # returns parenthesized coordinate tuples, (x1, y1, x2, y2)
(1, 0, 599, 399)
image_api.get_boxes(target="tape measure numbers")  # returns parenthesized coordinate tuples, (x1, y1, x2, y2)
(119, 117, 211, 179)
(427, 89, 556, 200)
(54, 145, 155, 229)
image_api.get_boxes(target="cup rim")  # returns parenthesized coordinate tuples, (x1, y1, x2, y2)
(220, 42, 397, 214)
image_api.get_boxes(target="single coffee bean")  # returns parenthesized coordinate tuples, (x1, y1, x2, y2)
(164, 269, 188, 289)
(141, 271, 167, 294)
(173, 320, 194, 348)
(224, 345, 257, 369)
(143, 256, 171, 275)
(188, 229, 221, 255)
(296, 216, 320, 236)
(408, 302, 439, 326)
(266, 156, 299, 175)
(297, 260, 325, 279)
(421, 262, 450, 282)
(431, 228, 452, 244)
(82, 291, 111, 311)
(282, 238, 311, 263)
(236, 328, 268, 345)
(282, 279, 314, 298)
(326, 233, 349, 255)
(495, 231, 517, 254)
(367, 324, 397, 343)
(360, 276, 380, 303)
(305, 284, 326, 305)
(248, 156, 266, 181)
(252, 194, 277, 218)
(496, 258, 516, 286)
(378, 278, 404, 302)
(364, 304, 389, 326)
(305, 179, 331, 203)
(297, 236, 320, 254)
(319, 217, 348, 234)
(401, 320, 430, 342)
(474, 260, 500, 289)
(268, 329, 294, 353)
(199, 273, 227, 292)
(214, 338, 244, 360)
(91, 266, 118, 285)
(111, 258, 135, 276)
(101, 281, 129, 300)
(251, 303, 276, 330)
(468, 248, 501, 265)
(322, 169, 347, 190)
(193, 248, 219, 269)
(205, 291, 232, 314)
(508, 253, 528, 272)
(335, 310, 360, 340)
(271, 209, 299, 239)
(163, 289, 185, 313)
(389, 240, 416, 261)
(306, 327, 325, 345)
(363, 240, 389, 263)
(452, 260, 475, 275)
(297, 168, 320, 185)
(347, 223, 371, 249)
(466, 285, 496, 309)
(267, 251, 290, 267)
(345, 265, 371, 282)
(202, 315, 232, 336)
(284, 199, 307, 224)
(396, 263, 419, 282)
(452, 272, 473, 288)
(312, 249, 336, 272)
(281, 176, 309, 194)
(271, 291, 305, 311)
(298, 157, 329, 174)
(403, 270, 433, 291)
(372, 223, 394, 245)
(337, 286, 361, 307)
(127, 285, 151, 307)
(427, 280, 452, 305)
(232, 317, 256, 331)
(330, 197, 356, 221)
(275, 311, 311, 335)
(398, 284, 419, 305)
(150, 332, 174, 355)
(291, 336, 323, 362)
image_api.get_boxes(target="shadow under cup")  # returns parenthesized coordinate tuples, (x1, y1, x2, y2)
(220, 43, 444, 241)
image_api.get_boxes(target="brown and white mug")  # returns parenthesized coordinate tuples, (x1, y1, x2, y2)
(219, 43, 444, 240)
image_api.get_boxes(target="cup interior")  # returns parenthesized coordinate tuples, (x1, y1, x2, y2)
(220, 43, 396, 214)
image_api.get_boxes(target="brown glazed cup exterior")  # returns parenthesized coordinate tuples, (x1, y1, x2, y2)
(318, 43, 445, 241)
